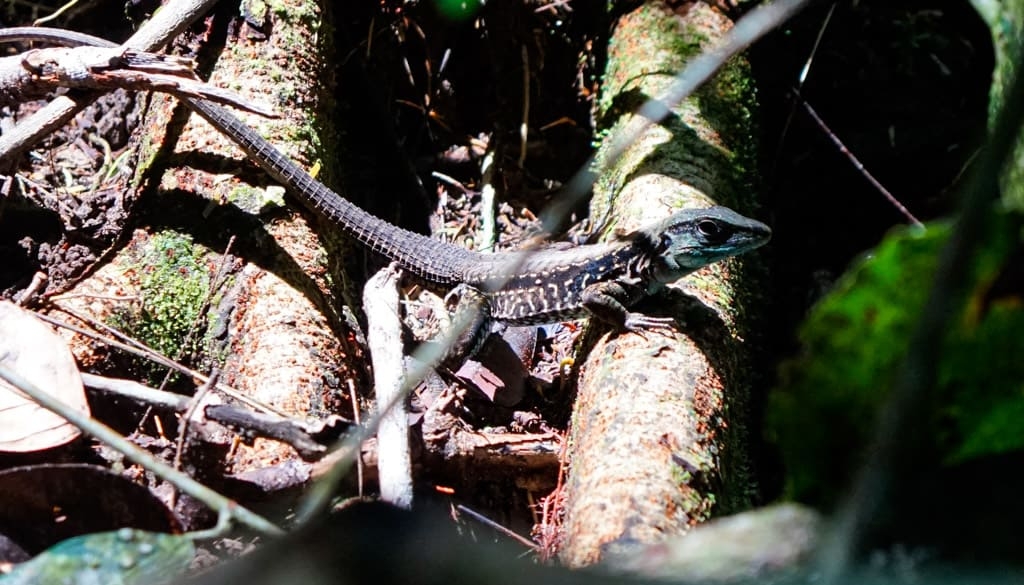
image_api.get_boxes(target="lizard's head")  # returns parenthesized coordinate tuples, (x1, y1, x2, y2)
(649, 206, 771, 282)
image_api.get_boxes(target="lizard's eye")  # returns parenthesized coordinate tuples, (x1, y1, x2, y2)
(696, 219, 729, 242)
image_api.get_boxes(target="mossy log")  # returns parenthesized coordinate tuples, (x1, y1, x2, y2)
(558, 2, 768, 567)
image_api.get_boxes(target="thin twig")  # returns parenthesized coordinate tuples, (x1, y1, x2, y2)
(169, 368, 219, 511)
(0, 0, 220, 160)
(769, 0, 835, 182)
(479, 150, 499, 252)
(0, 363, 283, 536)
(364, 266, 413, 509)
(33, 0, 83, 26)
(83, 372, 343, 460)
(457, 504, 540, 551)
(37, 308, 285, 416)
(797, 95, 924, 227)
(431, 170, 473, 195)
(173, 369, 220, 473)
(3, 45, 276, 115)
(15, 272, 48, 306)
(347, 377, 364, 497)
(519, 44, 530, 168)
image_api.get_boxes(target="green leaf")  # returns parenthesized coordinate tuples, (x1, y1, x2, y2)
(768, 211, 1024, 504)
(0, 529, 193, 585)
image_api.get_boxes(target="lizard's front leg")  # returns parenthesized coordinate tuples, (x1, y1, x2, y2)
(580, 281, 676, 331)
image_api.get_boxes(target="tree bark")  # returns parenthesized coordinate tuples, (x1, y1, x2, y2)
(558, 2, 767, 567)
(59, 0, 362, 474)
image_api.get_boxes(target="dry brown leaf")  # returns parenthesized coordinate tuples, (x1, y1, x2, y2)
(0, 301, 89, 452)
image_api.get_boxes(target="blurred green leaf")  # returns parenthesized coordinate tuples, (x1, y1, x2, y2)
(0, 529, 193, 585)
(768, 211, 1024, 505)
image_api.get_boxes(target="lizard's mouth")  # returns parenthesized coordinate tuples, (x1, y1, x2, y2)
(651, 230, 772, 284)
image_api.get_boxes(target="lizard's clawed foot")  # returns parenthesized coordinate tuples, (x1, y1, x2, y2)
(622, 312, 677, 333)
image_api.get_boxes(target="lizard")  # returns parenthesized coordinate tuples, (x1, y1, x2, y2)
(185, 100, 771, 328)
(0, 27, 772, 342)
